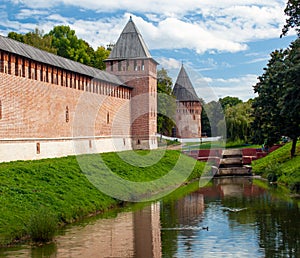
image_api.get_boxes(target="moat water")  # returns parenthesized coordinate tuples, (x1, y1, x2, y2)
(1, 177, 299, 258)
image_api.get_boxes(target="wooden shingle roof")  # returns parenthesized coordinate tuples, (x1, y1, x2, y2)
(173, 64, 200, 102)
(107, 17, 152, 60)
(0, 35, 130, 88)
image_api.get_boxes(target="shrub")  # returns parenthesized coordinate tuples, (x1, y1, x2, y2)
(28, 207, 57, 243)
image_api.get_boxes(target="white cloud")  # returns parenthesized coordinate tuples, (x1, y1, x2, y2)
(195, 74, 259, 102)
(15, 9, 49, 19)
(156, 57, 181, 70)
(3, 0, 288, 54)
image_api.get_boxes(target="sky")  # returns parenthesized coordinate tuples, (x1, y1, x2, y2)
(0, 0, 297, 102)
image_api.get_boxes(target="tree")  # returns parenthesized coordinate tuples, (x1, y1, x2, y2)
(7, 26, 110, 70)
(252, 39, 300, 157)
(8, 28, 57, 54)
(225, 100, 254, 142)
(93, 46, 110, 70)
(219, 96, 242, 110)
(200, 99, 211, 137)
(47, 26, 92, 64)
(281, 0, 300, 37)
(157, 68, 175, 136)
(203, 101, 225, 137)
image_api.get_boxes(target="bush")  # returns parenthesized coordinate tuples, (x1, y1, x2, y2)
(28, 207, 57, 243)
(289, 182, 300, 194)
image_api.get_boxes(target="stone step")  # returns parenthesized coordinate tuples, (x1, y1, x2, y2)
(217, 167, 252, 176)
(219, 158, 243, 165)
(221, 149, 242, 157)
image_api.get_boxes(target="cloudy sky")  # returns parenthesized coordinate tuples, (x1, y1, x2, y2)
(0, 0, 297, 102)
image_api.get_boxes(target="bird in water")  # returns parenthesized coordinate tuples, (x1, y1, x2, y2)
(223, 207, 247, 212)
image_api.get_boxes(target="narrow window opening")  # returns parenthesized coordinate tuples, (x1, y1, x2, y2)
(89, 140, 92, 149)
(107, 112, 110, 124)
(36, 142, 40, 154)
(66, 106, 69, 123)
(137, 139, 141, 145)
(134, 60, 138, 71)
(0, 100, 2, 119)
(141, 60, 145, 71)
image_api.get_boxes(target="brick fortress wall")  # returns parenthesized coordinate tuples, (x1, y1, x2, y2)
(0, 50, 132, 162)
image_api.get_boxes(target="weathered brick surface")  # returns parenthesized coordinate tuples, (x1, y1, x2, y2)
(106, 58, 157, 149)
(0, 72, 131, 139)
(175, 101, 202, 138)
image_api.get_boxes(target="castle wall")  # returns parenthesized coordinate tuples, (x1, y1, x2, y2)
(0, 52, 132, 162)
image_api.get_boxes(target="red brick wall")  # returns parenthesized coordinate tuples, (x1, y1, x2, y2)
(0, 72, 131, 140)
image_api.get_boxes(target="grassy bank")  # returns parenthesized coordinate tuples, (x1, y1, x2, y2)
(0, 150, 205, 246)
(252, 141, 300, 193)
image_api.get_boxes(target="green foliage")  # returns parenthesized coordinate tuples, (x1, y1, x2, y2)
(8, 28, 57, 54)
(281, 0, 300, 37)
(224, 100, 254, 142)
(219, 96, 243, 110)
(203, 101, 225, 137)
(200, 99, 211, 137)
(252, 38, 300, 156)
(157, 68, 176, 136)
(252, 141, 300, 192)
(28, 207, 57, 243)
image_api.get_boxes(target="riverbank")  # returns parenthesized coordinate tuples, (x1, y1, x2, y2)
(252, 140, 300, 194)
(0, 150, 206, 246)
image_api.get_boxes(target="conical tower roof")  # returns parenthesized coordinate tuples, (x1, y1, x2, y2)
(107, 16, 152, 60)
(173, 64, 199, 102)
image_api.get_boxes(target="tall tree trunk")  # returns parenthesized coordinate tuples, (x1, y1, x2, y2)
(290, 137, 297, 158)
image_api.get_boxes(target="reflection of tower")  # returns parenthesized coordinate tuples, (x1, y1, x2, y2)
(172, 64, 202, 138)
(105, 17, 158, 150)
(134, 202, 162, 258)
(176, 192, 205, 225)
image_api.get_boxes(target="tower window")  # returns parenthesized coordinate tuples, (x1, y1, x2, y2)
(141, 60, 145, 71)
(107, 112, 110, 124)
(134, 60, 138, 71)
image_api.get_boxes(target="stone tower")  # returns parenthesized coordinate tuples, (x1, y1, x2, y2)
(105, 17, 158, 149)
(172, 64, 202, 138)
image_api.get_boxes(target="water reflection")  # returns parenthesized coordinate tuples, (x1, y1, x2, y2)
(1, 178, 299, 257)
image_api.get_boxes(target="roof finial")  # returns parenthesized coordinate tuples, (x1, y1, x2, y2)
(129, 16, 132, 21)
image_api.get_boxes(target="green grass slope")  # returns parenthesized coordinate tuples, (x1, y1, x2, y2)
(252, 141, 300, 193)
(0, 150, 205, 245)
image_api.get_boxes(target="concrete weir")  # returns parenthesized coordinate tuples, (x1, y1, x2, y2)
(216, 149, 252, 176)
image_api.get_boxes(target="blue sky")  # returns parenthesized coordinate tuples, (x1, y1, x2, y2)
(0, 0, 297, 102)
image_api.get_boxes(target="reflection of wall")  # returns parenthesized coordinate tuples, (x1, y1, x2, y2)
(15, 203, 162, 257)
(221, 184, 244, 197)
(134, 202, 162, 258)
(176, 193, 204, 225)
(56, 212, 135, 257)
